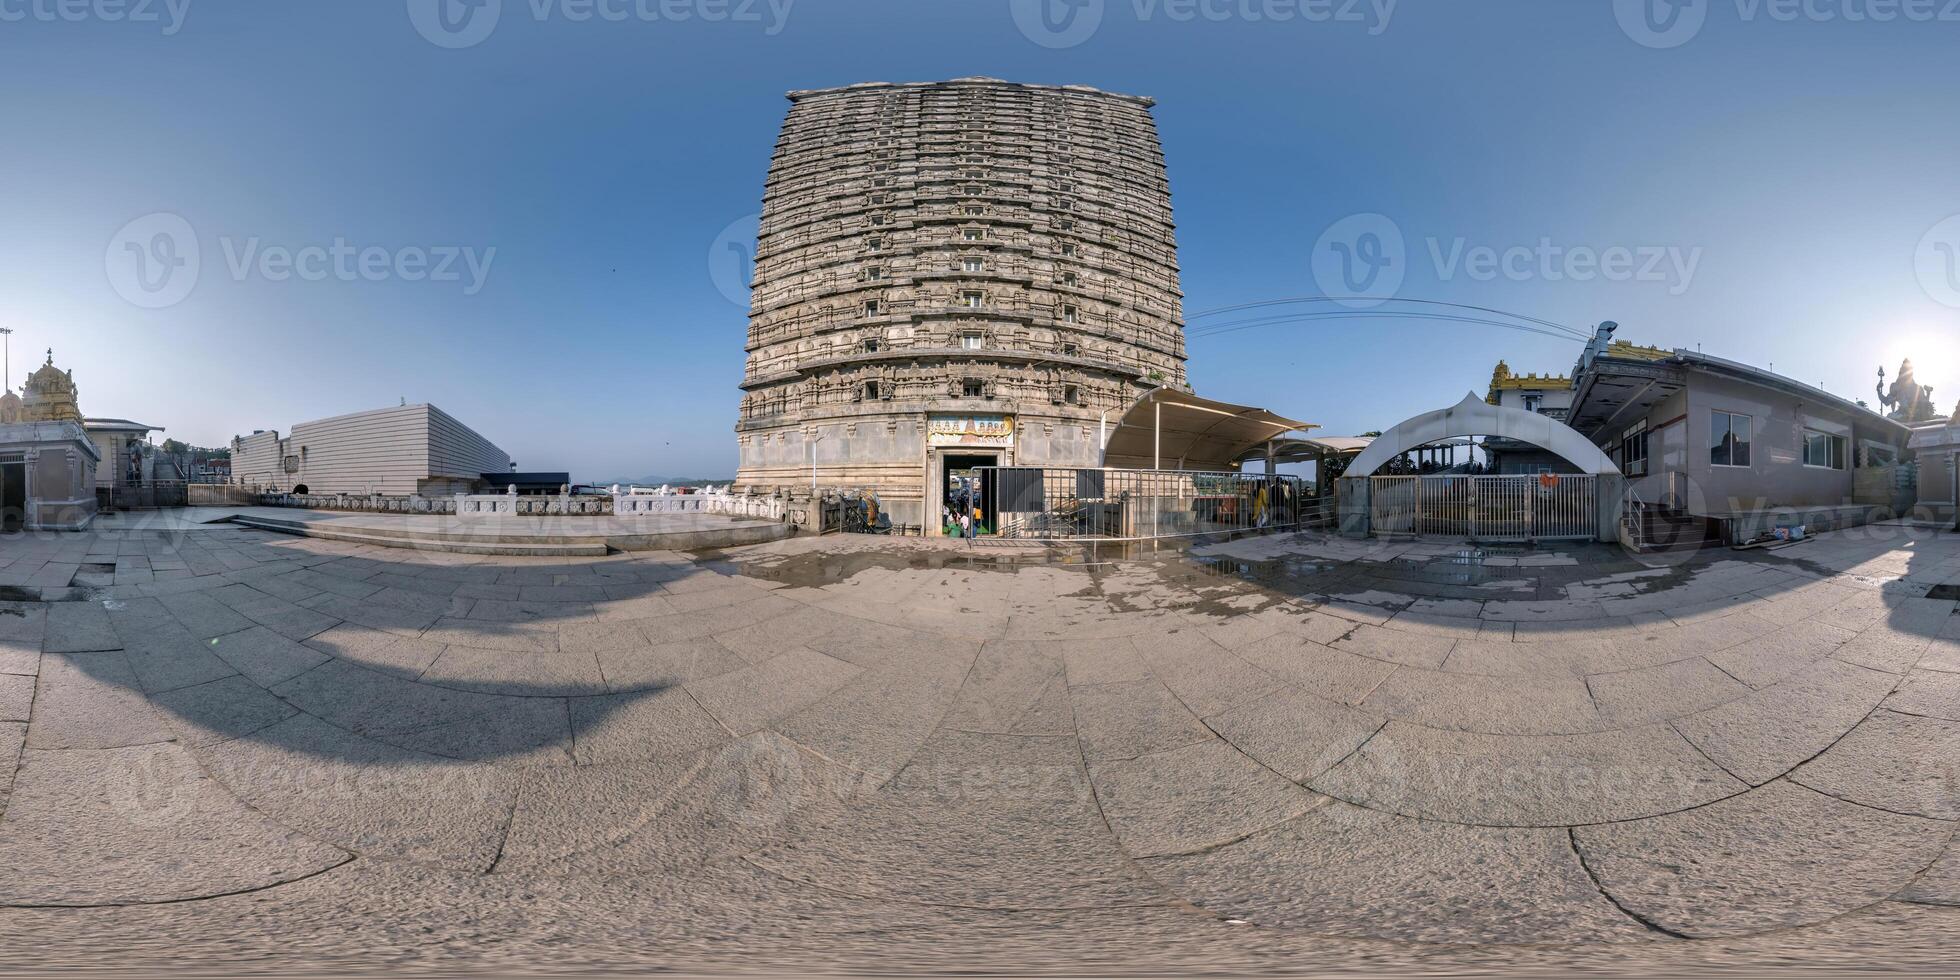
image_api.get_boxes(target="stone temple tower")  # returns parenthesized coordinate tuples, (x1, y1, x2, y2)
(732, 78, 1187, 530)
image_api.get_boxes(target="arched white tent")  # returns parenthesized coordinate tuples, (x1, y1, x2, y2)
(1345, 392, 1618, 478)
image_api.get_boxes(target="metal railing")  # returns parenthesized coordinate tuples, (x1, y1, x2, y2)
(1370, 474, 1599, 542)
(96, 480, 189, 511)
(973, 466, 1327, 541)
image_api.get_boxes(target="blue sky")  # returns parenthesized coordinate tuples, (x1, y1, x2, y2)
(3, 0, 1956, 480)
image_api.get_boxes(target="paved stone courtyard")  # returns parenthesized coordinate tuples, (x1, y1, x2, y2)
(0, 520, 1956, 974)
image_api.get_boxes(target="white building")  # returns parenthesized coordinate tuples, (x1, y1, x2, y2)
(230, 404, 511, 496)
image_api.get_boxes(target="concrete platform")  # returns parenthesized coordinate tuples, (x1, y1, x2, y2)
(139, 506, 793, 555)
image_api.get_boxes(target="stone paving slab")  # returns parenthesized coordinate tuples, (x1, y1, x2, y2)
(1575, 780, 1952, 937)
(4, 523, 1960, 969)
(1143, 800, 1651, 943)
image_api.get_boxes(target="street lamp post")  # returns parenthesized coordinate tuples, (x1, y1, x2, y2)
(0, 327, 12, 393)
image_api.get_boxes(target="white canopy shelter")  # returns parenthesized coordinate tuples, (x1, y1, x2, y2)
(1100, 388, 1317, 472)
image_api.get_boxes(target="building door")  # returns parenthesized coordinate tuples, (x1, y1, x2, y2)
(940, 452, 999, 535)
(0, 462, 24, 532)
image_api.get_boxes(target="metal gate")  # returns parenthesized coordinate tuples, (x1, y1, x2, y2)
(1371, 474, 1597, 541)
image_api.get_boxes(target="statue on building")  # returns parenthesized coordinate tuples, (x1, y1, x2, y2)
(0, 389, 20, 424)
(21, 349, 82, 423)
(1876, 360, 1938, 424)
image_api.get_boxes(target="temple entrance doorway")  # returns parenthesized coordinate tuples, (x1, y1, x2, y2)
(0, 462, 24, 532)
(939, 452, 999, 536)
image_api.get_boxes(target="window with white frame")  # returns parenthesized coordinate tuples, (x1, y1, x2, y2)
(963, 257, 984, 273)
(1062, 305, 1078, 323)
(963, 228, 985, 241)
(1620, 421, 1649, 477)
(962, 379, 984, 398)
(961, 291, 984, 309)
(1711, 411, 1752, 467)
(1803, 429, 1847, 469)
(863, 300, 879, 317)
(960, 332, 983, 349)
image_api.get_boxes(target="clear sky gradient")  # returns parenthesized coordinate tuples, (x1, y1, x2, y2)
(4, 0, 1956, 480)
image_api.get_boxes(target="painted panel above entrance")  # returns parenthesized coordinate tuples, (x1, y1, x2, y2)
(927, 414, 1014, 448)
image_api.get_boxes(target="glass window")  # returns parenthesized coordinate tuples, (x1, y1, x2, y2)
(962, 379, 984, 397)
(1804, 430, 1846, 469)
(961, 291, 984, 309)
(960, 333, 983, 349)
(1620, 423, 1649, 478)
(1711, 411, 1753, 467)
(963, 258, 984, 272)
(863, 300, 879, 316)
(1062, 305, 1078, 323)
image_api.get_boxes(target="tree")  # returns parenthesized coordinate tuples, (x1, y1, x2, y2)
(160, 438, 188, 455)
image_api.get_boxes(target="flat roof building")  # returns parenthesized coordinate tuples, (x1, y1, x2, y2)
(231, 403, 511, 497)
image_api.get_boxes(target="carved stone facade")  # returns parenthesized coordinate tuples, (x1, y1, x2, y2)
(732, 78, 1187, 529)
(21, 350, 83, 423)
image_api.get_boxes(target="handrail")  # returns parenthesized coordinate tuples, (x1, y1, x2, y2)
(1621, 482, 1647, 552)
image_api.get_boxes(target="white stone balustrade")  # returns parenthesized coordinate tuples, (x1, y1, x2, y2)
(613, 492, 785, 521)
(453, 494, 521, 518)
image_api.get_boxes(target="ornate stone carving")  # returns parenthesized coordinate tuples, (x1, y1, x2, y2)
(21, 349, 82, 423)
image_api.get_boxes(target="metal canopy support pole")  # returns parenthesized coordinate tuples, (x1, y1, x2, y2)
(1265, 440, 1275, 478)
(1153, 401, 1161, 471)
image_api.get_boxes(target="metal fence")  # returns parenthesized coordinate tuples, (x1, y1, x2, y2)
(96, 481, 189, 511)
(1371, 474, 1598, 542)
(973, 467, 1329, 541)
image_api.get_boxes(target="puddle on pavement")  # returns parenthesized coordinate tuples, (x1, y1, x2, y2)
(695, 542, 1155, 587)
